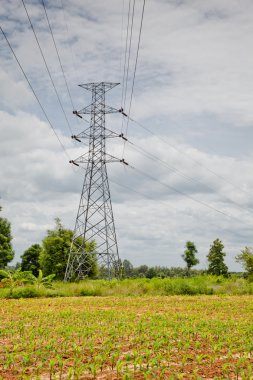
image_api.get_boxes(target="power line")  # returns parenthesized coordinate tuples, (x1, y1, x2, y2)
(104, 134, 252, 226)
(59, 0, 80, 86)
(122, 0, 146, 156)
(119, 1, 250, 206)
(122, 0, 136, 110)
(126, 139, 253, 218)
(21, 0, 74, 135)
(0, 26, 70, 161)
(121, 0, 132, 109)
(110, 177, 247, 235)
(127, 115, 252, 199)
(124, 1, 145, 133)
(133, 166, 229, 218)
(58, 0, 89, 126)
(119, 0, 126, 76)
(116, 131, 253, 226)
(132, 165, 252, 228)
(41, 0, 75, 111)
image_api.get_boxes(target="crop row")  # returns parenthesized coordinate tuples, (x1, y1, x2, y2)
(1, 296, 253, 379)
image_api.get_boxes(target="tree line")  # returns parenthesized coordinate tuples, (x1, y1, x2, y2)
(0, 206, 253, 280)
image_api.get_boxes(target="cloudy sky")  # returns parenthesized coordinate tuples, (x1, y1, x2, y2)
(0, 0, 252, 271)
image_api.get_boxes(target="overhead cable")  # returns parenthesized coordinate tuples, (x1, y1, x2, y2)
(110, 178, 247, 234)
(21, 0, 74, 135)
(58, 0, 90, 126)
(0, 26, 70, 161)
(121, 0, 132, 108)
(132, 166, 252, 228)
(125, 114, 252, 199)
(122, 0, 146, 156)
(122, 0, 136, 110)
(127, 140, 253, 217)
(41, 0, 75, 111)
(119, 0, 126, 75)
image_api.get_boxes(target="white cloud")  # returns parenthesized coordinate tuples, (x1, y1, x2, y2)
(0, 69, 33, 108)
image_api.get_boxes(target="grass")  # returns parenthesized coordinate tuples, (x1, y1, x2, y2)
(0, 275, 253, 299)
(1, 295, 253, 379)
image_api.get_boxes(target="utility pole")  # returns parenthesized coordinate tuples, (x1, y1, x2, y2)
(64, 82, 128, 281)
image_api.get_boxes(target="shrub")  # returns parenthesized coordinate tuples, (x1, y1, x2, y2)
(9, 287, 39, 299)
(80, 288, 102, 296)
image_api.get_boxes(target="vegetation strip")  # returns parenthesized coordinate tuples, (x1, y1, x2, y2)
(1, 276, 253, 299)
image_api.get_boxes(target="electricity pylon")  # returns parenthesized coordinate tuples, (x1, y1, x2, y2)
(64, 82, 128, 281)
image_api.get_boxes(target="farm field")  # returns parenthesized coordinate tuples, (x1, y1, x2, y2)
(1, 296, 253, 379)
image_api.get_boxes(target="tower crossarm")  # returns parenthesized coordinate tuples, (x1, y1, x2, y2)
(72, 128, 128, 141)
(75, 104, 119, 115)
(78, 82, 120, 92)
(69, 153, 129, 166)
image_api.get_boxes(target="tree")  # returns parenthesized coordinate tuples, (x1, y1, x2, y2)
(21, 244, 42, 276)
(182, 241, 199, 274)
(133, 265, 149, 278)
(122, 259, 134, 277)
(235, 247, 253, 280)
(146, 267, 156, 279)
(40, 218, 97, 280)
(0, 206, 14, 269)
(207, 238, 228, 276)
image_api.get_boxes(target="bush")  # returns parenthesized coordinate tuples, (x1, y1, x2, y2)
(9, 287, 39, 299)
(178, 282, 197, 295)
(160, 278, 213, 296)
(248, 274, 253, 283)
(80, 288, 102, 296)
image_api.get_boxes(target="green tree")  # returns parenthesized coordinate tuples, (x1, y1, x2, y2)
(146, 267, 156, 279)
(122, 259, 134, 278)
(40, 218, 97, 280)
(182, 241, 199, 274)
(207, 238, 228, 276)
(235, 247, 253, 280)
(21, 244, 42, 276)
(0, 206, 14, 268)
(133, 265, 149, 278)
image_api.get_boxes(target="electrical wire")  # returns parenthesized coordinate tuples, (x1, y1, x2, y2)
(121, 0, 132, 108)
(127, 115, 252, 199)
(59, 0, 79, 81)
(126, 139, 253, 217)
(119, 0, 126, 76)
(21, 0, 74, 135)
(109, 177, 247, 235)
(131, 165, 252, 228)
(133, 166, 229, 218)
(58, 0, 90, 126)
(0, 26, 70, 161)
(74, 125, 252, 228)
(122, 0, 146, 155)
(122, 0, 136, 110)
(127, 0, 146, 118)
(117, 1, 250, 213)
(41, 0, 75, 111)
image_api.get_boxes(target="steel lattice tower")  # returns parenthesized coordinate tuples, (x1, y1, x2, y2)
(65, 82, 127, 281)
